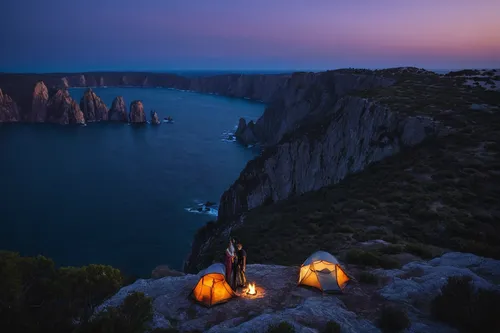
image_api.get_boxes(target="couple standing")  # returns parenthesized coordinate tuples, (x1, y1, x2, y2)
(224, 237, 247, 290)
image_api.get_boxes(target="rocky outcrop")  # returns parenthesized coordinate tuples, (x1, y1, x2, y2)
(234, 118, 257, 145)
(46, 89, 85, 125)
(98, 252, 500, 332)
(129, 100, 146, 123)
(108, 96, 128, 122)
(79, 88, 108, 122)
(150, 110, 160, 125)
(218, 96, 443, 221)
(0, 89, 20, 122)
(252, 72, 395, 146)
(30, 81, 49, 122)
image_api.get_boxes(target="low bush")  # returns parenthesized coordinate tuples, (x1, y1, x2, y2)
(359, 271, 379, 284)
(404, 243, 434, 259)
(377, 305, 411, 332)
(378, 245, 404, 255)
(322, 320, 341, 333)
(267, 322, 296, 333)
(345, 249, 379, 266)
(431, 276, 500, 332)
(345, 249, 401, 269)
(83, 292, 153, 333)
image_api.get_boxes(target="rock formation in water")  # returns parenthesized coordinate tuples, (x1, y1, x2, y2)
(234, 118, 257, 144)
(80, 88, 108, 122)
(0, 89, 20, 122)
(108, 96, 128, 122)
(129, 100, 146, 123)
(30, 81, 49, 122)
(150, 110, 160, 125)
(46, 89, 85, 125)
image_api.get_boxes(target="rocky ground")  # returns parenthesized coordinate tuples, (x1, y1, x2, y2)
(99, 251, 500, 332)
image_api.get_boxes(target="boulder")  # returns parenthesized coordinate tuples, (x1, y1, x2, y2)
(31, 81, 49, 122)
(0, 89, 20, 122)
(108, 96, 128, 122)
(150, 110, 161, 125)
(79, 88, 108, 122)
(129, 100, 146, 123)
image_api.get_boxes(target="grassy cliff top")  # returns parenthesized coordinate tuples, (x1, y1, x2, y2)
(193, 69, 500, 270)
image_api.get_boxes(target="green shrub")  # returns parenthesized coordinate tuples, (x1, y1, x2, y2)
(377, 305, 411, 332)
(267, 321, 296, 333)
(359, 271, 379, 284)
(82, 292, 153, 333)
(378, 256, 402, 269)
(322, 320, 341, 333)
(404, 243, 433, 259)
(431, 276, 500, 332)
(379, 245, 404, 255)
(345, 249, 379, 266)
(0, 251, 124, 333)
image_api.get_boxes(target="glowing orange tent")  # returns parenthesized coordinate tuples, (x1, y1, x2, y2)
(298, 251, 350, 293)
(190, 263, 236, 307)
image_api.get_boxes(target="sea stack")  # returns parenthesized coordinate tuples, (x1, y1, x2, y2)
(0, 89, 20, 122)
(108, 96, 128, 122)
(150, 110, 160, 125)
(129, 100, 146, 123)
(80, 88, 108, 122)
(46, 89, 85, 125)
(31, 81, 49, 123)
(234, 117, 257, 144)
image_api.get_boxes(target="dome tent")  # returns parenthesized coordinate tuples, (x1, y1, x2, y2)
(190, 263, 236, 307)
(298, 251, 350, 293)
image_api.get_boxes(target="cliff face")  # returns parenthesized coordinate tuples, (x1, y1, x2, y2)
(0, 89, 20, 122)
(31, 81, 49, 122)
(129, 101, 146, 123)
(218, 96, 443, 221)
(244, 72, 395, 146)
(108, 96, 128, 122)
(46, 89, 85, 125)
(188, 74, 289, 102)
(80, 88, 108, 121)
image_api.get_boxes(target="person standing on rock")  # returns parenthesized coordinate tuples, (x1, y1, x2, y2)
(234, 240, 247, 289)
(225, 238, 235, 288)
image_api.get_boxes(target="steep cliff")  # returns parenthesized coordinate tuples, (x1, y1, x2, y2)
(129, 100, 146, 123)
(46, 89, 85, 125)
(218, 96, 443, 221)
(31, 81, 49, 122)
(186, 68, 500, 273)
(246, 71, 395, 146)
(188, 74, 289, 102)
(80, 88, 108, 121)
(0, 89, 20, 122)
(108, 96, 128, 122)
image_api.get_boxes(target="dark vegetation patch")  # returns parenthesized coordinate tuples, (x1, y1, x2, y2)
(0, 251, 156, 333)
(266, 321, 296, 333)
(322, 320, 341, 333)
(377, 305, 411, 332)
(431, 276, 500, 332)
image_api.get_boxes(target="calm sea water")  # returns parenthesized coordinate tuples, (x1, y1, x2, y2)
(0, 87, 264, 276)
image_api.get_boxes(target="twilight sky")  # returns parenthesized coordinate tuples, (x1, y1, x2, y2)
(1, 0, 499, 72)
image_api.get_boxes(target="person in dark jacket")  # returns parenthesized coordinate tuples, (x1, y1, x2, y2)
(233, 240, 247, 288)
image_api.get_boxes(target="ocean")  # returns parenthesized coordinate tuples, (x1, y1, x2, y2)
(0, 87, 264, 276)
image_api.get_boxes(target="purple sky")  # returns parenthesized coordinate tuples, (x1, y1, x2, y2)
(1, 0, 499, 72)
